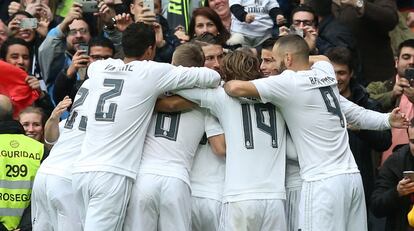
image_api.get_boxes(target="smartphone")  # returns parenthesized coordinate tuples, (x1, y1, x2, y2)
(20, 18, 38, 29)
(403, 171, 414, 181)
(405, 68, 414, 82)
(143, 0, 154, 12)
(78, 43, 88, 52)
(288, 25, 304, 38)
(77, 0, 99, 13)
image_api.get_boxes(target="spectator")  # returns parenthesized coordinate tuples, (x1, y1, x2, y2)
(204, 0, 232, 30)
(129, 0, 181, 63)
(53, 36, 115, 105)
(188, 7, 231, 47)
(0, 94, 46, 231)
(371, 118, 414, 231)
(331, 0, 399, 84)
(8, 0, 55, 27)
(0, 19, 8, 48)
(18, 106, 46, 144)
(367, 39, 414, 163)
(0, 38, 54, 116)
(327, 46, 392, 229)
(7, 11, 49, 79)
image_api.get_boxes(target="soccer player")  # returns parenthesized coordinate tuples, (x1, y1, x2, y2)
(71, 23, 221, 231)
(224, 35, 409, 231)
(123, 43, 225, 231)
(176, 50, 288, 231)
(31, 81, 89, 231)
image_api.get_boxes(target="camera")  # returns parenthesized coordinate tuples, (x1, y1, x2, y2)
(143, 0, 154, 12)
(403, 171, 414, 181)
(288, 25, 304, 38)
(405, 68, 414, 83)
(77, 0, 99, 13)
(20, 18, 38, 29)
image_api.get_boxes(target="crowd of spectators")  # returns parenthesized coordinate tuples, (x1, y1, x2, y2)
(2, 0, 414, 230)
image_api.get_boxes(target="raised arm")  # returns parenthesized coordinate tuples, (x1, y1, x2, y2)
(44, 96, 72, 144)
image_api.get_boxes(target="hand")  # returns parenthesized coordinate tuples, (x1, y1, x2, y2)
(245, 13, 255, 23)
(67, 50, 89, 77)
(50, 96, 72, 121)
(114, 13, 132, 32)
(8, 1, 22, 17)
(174, 26, 189, 44)
(95, 1, 116, 26)
(407, 12, 414, 28)
(24, 2, 39, 17)
(154, 22, 165, 48)
(303, 25, 318, 51)
(393, 77, 410, 99)
(36, 16, 50, 37)
(7, 17, 21, 36)
(278, 25, 289, 36)
(397, 178, 414, 196)
(389, 107, 410, 129)
(60, 3, 83, 31)
(31, 3, 53, 21)
(135, 7, 156, 24)
(25, 76, 41, 92)
(276, 14, 286, 26)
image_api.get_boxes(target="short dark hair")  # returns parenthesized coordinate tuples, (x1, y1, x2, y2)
(261, 38, 278, 51)
(274, 34, 310, 61)
(122, 22, 155, 58)
(326, 47, 354, 72)
(0, 38, 31, 60)
(172, 43, 205, 67)
(397, 39, 414, 57)
(89, 37, 115, 55)
(291, 4, 318, 27)
(192, 32, 221, 47)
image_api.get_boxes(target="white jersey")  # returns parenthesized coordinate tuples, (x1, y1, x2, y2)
(177, 87, 286, 202)
(285, 132, 302, 189)
(38, 80, 90, 179)
(230, 0, 279, 37)
(139, 108, 211, 186)
(73, 59, 221, 179)
(252, 61, 391, 181)
(190, 114, 225, 201)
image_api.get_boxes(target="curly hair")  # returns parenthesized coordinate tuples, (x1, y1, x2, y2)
(221, 50, 261, 82)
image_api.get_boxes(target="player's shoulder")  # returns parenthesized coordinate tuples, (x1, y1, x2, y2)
(311, 61, 335, 74)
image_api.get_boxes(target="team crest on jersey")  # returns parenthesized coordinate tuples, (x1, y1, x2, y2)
(9, 140, 19, 148)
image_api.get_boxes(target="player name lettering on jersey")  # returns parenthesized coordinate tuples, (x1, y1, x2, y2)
(246, 6, 268, 14)
(308, 76, 336, 86)
(104, 64, 134, 72)
(1, 150, 42, 160)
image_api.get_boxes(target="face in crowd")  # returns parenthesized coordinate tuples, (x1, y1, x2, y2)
(292, 11, 316, 30)
(19, 111, 44, 142)
(66, 19, 91, 53)
(332, 62, 352, 96)
(5, 43, 30, 73)
(207, 0, 230, 20)
(9, 13, 36, 43)
(260, 48, 278, 77)
(194, 15, 219, 37)
(202, 44, 223, 73)
(396, 46, 414, 78)
(0, 20, 7, 47)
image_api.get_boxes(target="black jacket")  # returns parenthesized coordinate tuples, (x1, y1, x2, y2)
(347, 80, 392, 205)
(371, 145, 414, 231)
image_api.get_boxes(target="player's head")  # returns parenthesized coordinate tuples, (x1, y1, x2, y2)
(0, 94, 13, 121)
(326, 47, 354, 97)
(221, 49, 261, 82)
(193, 33, 224, 73)
(88, 37, 115, 62)
(18, 106, 46, 142)
(122, 22, 156, 60)
(172, 43, 205, 67)
(260, 38, 278, 77)
(273, 34, 309, 73)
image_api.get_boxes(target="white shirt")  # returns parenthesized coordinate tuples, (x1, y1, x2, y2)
(72, 59, 221, 179)
(190, 113, 225, 201)
(252, 61, 391, 181)
(39, 80, 90, 180)
(230, 0, 279, 37)
(177, 87, 286, 202)
(139, 108, 214, 186)
(285, 132, 302, 189)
